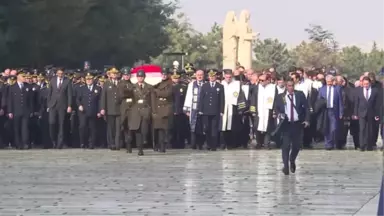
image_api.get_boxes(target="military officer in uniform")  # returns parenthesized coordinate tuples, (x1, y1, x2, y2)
(152, 69, 173, 153)
(129, 70, 154, 156)
(77, 73, 102, 149)
(118, 67, 135, 153)
(100, 68, 121, 150)
(198, 70, 225, 151)
(171, 70, 188, 148)
(7, 71, 33, 149)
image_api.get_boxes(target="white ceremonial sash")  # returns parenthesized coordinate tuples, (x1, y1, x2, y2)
(221, 80, 240, 131)
(242, 85, 249, 100)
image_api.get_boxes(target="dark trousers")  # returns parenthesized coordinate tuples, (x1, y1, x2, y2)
(203, 115, 219, 150)
(281, 122, 302, 169)
(133, 121, 149, 153)
(155, 129, 167, 152)
(191, 132, 205, 149)
(4, 118, 14, 147)
(349, 120, 360, 148)
(70, 112, 80, 148)
(171, 114, 188, 149)
(49, 108, 67, 148)
(255, 131, 271, 147)
(97, 117, 107, 148)
(79, 114, 97, 148)
(222, 131, 236, 149)
(359, 116, 375, 150)
(121, 117, 132, 151)
(106, 115, 121, 149)
(29, 116, 38, 147)
(39, 111, 51, 148)
(13, 115, 29, 149)
(0, 116, 6, 148)
(337, 119, 349, 149)
(325, 108, 337, 148)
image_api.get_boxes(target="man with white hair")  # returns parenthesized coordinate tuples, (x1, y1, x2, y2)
(318, 74, 343, 150)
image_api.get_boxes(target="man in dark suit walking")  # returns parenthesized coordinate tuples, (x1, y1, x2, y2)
(198, 70, 224, 151)
(318, 75, 343, 150)
(7, 71, 34, 149)
(47, 68, 72, 149)
(274, 78, 310, 175)
(353, 76, 381, 151)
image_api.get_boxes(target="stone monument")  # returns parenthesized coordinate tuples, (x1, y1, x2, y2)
(222, 10, 257, 70)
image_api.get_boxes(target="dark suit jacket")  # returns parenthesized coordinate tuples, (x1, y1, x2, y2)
(198, 82, 224, 115)
(353, 87, 381, 118)
(76, 85, 102, 117)
(318, 85, 343, 118)
(274, 90, 310, 123)
(47, 77, 72, 110)
(7, 83, 33, 117)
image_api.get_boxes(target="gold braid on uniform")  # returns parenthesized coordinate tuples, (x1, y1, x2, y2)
(249, 105, 256, 112)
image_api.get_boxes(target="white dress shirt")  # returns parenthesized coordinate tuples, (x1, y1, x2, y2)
(364, 87, 371, 100)
(326, 86, 334, 108)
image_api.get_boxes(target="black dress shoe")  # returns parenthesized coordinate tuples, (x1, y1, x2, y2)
(126, 149, 132, 153)
(290, 163, 296, 173)
(282, 167, 289, 175)
(325, 147, 333, 151)
(88, 146, 94, 150)
(360, 148, 365, 152)
(138, 151, 144, 156)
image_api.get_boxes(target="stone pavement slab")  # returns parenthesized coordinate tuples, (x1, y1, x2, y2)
(0, 149, 382, 216)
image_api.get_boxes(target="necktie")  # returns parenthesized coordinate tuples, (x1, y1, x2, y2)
(140, 84, 143, 89)
(20, 83, 23, 90)
(289, 94, 294, 122)
(365, 88, 369, 100)
(89, 85, 92, 91)
(58, 79, 62, 89)
(327, 86, 331, 108)
(211, 82, 214, 88)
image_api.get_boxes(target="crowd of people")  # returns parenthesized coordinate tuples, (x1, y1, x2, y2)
(0, 64, 382, 165)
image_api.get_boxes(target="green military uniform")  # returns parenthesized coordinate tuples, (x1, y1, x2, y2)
(152, 71, 173, 152)
(118, 67, 135, 153)
(129, 70, 155, 156)
(100, 68, 121, 150)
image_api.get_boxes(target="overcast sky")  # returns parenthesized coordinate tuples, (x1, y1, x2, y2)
(178, 0, 384, 51)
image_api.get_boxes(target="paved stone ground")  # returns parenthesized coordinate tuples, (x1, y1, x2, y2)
(0, 146, 382, 216)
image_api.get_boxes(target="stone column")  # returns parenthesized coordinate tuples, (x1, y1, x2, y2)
(237, 10, 256, 70)
(222, 11, 239, 70)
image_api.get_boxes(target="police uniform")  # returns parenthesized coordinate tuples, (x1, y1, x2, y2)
(118, 67, 135, 153)
(198, 71, 225, 151)
(77, 73, 101, 149)
(70, 72, 83, 148)
(0, 77, 6, 148)
(100, 68, 121, 150)
(129, 70, 155, 156)
(152, 70, 173, 152)
(4, 76, 16, 148)
(26, 72, 39, 147)
(7, 72, 34, 149)
(36, 74, 51, 148)
(171, 71, 188, 148)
